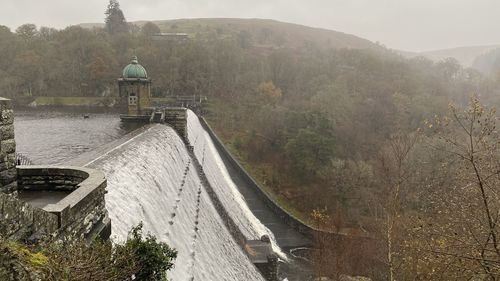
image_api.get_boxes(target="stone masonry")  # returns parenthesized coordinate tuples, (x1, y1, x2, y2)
(1, 165, 110, 242)
(0, 98, 17, 194)
(164, 107, 188, 141)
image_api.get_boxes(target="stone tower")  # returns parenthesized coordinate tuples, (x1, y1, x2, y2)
(118, 56, 152, 119)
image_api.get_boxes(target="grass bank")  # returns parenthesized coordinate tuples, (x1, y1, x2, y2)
(29, 97, 118, 107)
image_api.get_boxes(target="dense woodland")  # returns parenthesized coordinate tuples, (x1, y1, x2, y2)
(0, 1, 499, 280)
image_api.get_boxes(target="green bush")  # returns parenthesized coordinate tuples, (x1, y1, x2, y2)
(120, 222, 177, 281)
(0, 223, 177, 281)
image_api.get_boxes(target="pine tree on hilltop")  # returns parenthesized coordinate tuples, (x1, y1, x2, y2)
(105, 0, 128, 34)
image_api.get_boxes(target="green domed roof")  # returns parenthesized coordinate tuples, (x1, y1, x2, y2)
(122, 56, 148, 79)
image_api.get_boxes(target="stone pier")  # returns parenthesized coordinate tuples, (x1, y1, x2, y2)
(247, 235, 279, 281)
(149, 107, 188, 141)
(163, 107, 187, 140)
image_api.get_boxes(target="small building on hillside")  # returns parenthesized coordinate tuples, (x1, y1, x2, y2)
(152, 32, 189, 41)
(118, 56, 152, 120)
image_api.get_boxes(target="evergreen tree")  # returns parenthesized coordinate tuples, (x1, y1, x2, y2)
(104, 0, 128, 34)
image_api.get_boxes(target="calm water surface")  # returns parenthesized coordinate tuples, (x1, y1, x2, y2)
(14, 108, 141, 164)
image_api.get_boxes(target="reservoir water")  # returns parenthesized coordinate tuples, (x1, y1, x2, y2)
(14, 108, 140, 164)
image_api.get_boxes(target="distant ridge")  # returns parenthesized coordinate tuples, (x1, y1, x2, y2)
(404, 44, 500, 67)
(79, 18, 381, 50)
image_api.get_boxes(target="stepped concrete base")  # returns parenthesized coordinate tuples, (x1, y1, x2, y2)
(247, 238, 279, 281)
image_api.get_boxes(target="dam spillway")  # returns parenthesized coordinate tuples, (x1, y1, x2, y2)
(69, 124, 267, 280)
(186, 111, 311, 250)
(47, 109, 315, 280)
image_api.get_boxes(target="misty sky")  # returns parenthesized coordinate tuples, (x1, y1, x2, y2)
(1, 0, 498, 52)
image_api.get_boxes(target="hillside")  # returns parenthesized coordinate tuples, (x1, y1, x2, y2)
(404, 44, 500, 67)
(471, 47, 500, 74)
(80, 18, 381, 50)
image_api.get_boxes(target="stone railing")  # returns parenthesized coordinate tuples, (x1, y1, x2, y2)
(15, 153, 33, 166)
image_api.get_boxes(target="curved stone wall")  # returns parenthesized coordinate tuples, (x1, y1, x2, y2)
(1, 166, 110, 242)
(18, 166, 90, 191)
(17, 166, 110, 241)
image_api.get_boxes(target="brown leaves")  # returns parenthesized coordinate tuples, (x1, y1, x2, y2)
(403, 96, 500, 280)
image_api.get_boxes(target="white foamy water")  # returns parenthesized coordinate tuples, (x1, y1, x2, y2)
(86, 124, 266, 281)
(186, 111, 286, 259)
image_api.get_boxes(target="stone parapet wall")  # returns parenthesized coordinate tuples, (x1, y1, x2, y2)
(0, 98, 17, 194)
(18, 167, 88, 191)
(0, 192, 58, 241)
(1, 166, 110, 242)
(18, 166, 110, 241)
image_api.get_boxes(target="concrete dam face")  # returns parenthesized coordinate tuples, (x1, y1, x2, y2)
(73, 120, 269, 280)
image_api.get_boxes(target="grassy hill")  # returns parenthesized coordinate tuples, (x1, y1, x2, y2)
(81, 18, 381, 51)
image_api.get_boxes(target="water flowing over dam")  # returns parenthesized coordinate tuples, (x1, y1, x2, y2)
(186, 111, 313, 280)
(187, 112, 284, 250)
(70, 124, 267, 280)
(186, 111, 310, 251)
(47, 109, 313, 280)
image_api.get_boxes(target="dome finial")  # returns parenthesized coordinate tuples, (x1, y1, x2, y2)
(122, 55, 148, 79)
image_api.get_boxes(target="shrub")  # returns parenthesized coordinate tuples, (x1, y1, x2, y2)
(0, 223, 177, 281)
(120, 222, 177, 281)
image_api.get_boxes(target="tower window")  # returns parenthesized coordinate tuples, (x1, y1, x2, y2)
(128, 93, 137, 105)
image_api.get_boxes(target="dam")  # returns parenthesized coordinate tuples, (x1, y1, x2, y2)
(24, 108, 308, 280)
(68, 124, 267, 280)
(13, 107, 313, 280)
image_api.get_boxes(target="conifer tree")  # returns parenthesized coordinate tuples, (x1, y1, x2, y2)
(105, 0, 128, 34)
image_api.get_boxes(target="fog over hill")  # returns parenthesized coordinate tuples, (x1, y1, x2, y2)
(80, 18, 500, 69)
(403, 44, 500, 67)
(80, 18, 382, 50)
